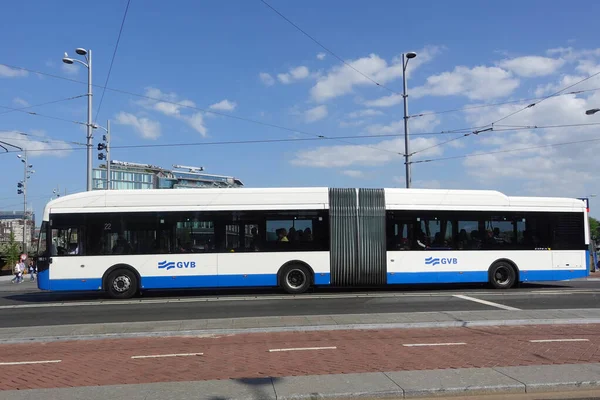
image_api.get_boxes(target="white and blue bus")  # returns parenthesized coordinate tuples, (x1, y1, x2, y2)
(36, 187, 590, 298)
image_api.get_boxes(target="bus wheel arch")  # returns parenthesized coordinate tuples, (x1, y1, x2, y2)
(278, 261, 313, 294)
(488, 259, 519, 289)
(103, 264, 140, 299)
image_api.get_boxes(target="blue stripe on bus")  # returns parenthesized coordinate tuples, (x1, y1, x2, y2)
(387, 271, 488, 284)
(586, 249, 590, 274)
(36, 269, 588, 292)
(36, 272, 332, 292)
(388, 269, 589, 284)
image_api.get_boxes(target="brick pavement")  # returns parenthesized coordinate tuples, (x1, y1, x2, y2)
(1, 324, 600, 391)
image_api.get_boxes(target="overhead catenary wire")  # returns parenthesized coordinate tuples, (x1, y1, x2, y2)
(0, 94, 87, 117)
(409, 87, 600, 118)
(409, 70, 600, 156)
(0, 131, 86, 147)
(0, 64, 402, 157)
(259, 0, 400, 95)
(95, 0, 132, 122)
(2, 122, 600, 156)
(410, 136, 600, 165)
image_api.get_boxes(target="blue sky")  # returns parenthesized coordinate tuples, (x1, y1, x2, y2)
(1, 0, 600, 222)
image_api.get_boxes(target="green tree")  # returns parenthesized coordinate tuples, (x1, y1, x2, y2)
(1, 232, 21, 270)
(590, 217, 600, 240)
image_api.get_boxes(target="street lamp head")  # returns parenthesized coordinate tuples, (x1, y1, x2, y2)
(17, 154, 22, 159)
(62, 57, 74, 65)
(75, 48, 88, 56)
(406, 52, 417, 59)
(585, 108, 600, 115)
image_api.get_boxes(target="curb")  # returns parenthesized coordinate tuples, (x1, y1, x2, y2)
(2, 317, 600, 344)
(2, 366, 600, 399)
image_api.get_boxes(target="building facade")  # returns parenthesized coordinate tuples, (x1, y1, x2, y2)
(92, 160, 243, 190)
(0, 211, 35, 252)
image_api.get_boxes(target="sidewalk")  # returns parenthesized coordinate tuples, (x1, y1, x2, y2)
(2, 322, 600, 398)
(1, 364, 600, 400)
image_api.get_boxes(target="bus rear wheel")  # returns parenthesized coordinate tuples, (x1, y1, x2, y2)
(280, 264, 312, 294)
(106, 269, 138, 299)
(489, 262, 516, 289)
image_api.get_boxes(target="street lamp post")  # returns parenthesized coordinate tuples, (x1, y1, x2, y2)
(402, 51, 417, 188)
(17, 152, 34, 253)
(95, 121, 111, 190)
(63, 48, 93, 191)
(585, 108, 600, 115)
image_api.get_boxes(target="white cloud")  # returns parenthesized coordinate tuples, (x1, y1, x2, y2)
(366, 113, 440, 135)
(347, 109, 384, 119)
(0, 130, 71, 157)
(305, 105, 328, 123)
(115, 112, 161, 140)
(364, 93, 403, 108)
(209, 99, 237, 111)
(498, 56, 565, 77)
(136, 87, 208, 136)
(0, 65, 28, 78)
(13, 98, 29, 107)
(341, 170, 365, 178)
(259, 72, 275, 86)
(317, 52, 326, 60)
(339, 120, 367, 128)
(457, 88, 600, 195)
(61, 63, 79, 76)
(186, 113, 207, 137)
(412, 66, 520, 100)
(291, 136, 442, 168)
(278, 66, 310, 84)
(310, 45, 441, 102)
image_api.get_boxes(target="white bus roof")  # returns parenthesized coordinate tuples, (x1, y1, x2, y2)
(43, 187, 586, 220)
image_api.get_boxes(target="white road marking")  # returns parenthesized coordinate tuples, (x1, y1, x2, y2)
(529, 339, 590, 343)
(131, 352, 203, 359)
(268, 346, 337, 352)
(402, 342, 466, 347)
(453, 294, 521, 311)
(0, 359, 61, 366)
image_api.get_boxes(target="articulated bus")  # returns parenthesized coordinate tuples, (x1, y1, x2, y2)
(36, 187, 589, 298)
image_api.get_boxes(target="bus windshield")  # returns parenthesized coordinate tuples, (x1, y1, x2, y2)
(38, 222, 48, 257)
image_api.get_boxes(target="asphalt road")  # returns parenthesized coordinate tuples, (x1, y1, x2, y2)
(0, 279, 599, 328)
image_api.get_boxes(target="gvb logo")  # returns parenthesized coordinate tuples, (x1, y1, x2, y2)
(425, 257, 441, 266)
(158, 261, 196, 270)
(425, 257, 458, 266)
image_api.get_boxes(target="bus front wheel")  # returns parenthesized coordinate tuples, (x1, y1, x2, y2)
(280, 264, 312, 294)
(106, 269, 138, 299)
(489, 262, 516, 289)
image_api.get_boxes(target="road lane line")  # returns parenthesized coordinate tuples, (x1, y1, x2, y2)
(453, 294, 521, 311)
(268, 346, 337, 352)
(131, 352, 203, 359)
(402, 342, 466, 347)
(0, 360, 61, 366)
(529, 339, 590, 343)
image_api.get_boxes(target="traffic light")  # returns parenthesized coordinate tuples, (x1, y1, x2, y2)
(98, 153, 106, 160)
(17, 182, 23, 188)
(17, 189, 23, 194)
(97, 143, 106, 151)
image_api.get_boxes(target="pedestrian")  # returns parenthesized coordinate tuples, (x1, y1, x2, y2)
(11, 261, 23, 284)
(28, 259, 35, 282)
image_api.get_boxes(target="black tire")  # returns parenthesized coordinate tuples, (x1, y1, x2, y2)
(489, 262, 516, 289)
(106, 269, 138, 299)
(280, 264, 312, 294)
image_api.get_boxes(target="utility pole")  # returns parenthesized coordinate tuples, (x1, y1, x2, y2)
(17, 151, 33, 253)
(97, 120, 111, 190)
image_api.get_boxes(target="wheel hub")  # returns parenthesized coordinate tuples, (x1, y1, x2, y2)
(113, 275, 131, 293)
